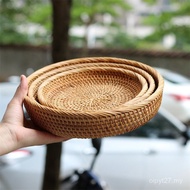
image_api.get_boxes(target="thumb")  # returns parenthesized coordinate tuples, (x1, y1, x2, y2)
(11, 75, 28, 105)
(1, 75, 28, 124)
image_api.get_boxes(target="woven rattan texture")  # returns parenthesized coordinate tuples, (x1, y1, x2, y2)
(24, 57, 164, 138)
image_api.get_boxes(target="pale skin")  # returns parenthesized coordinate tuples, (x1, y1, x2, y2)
(0, 75, 69, 156)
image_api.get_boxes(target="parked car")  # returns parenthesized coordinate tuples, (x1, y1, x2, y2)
(155, 67, 190, 126)
(1, 79, 190, 190)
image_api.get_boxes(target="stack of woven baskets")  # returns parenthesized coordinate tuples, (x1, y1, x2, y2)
(24, 57, 164, 138)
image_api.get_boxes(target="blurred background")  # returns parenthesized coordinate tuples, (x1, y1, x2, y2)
(1, 0, 190, 80)
(1, 0, 190, 190)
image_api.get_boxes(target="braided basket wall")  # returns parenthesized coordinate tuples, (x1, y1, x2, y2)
(24, 57, 164, 138)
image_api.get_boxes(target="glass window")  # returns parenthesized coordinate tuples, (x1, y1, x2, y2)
(161, 70, 190, 84)
(155, 68, 190, 84)
(119, 113, 182, 139)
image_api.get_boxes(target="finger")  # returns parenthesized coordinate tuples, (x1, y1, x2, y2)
(19, 127, 70, 147)
(11, 75, 28, 105)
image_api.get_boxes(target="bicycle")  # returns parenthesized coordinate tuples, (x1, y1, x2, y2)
(60, 138, 108, 190)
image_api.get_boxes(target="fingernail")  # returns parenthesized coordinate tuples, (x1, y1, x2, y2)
(20, 75, 25, 82)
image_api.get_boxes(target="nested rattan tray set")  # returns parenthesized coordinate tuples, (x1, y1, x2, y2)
(24, 57, 164, 138)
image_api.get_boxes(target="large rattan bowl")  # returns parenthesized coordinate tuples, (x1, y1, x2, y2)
(24, 57, 164, 138)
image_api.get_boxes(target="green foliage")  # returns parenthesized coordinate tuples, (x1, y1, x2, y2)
(142, 0, 190, 51)
(0, 30, 28, 44)
(28, 3, 52, 31)
(103, 30, 139, 49)
(0, 0, 51, 45)
(142, 0, 156, 5)
(1, 0, 190, 51)
(71, 0, 131, 25)
(0, 0, 131, 46)
(71, 0, 131, 49)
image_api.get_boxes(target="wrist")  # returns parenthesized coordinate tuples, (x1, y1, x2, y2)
(0, 122, 20, 155)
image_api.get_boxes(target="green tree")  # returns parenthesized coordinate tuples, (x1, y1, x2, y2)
(103, 31, 139, 49)
(0, 0, 131, 49)
(71, 0, 131, 53)
(42, 1, 72, 190)
(0, 0, 51, 45)
(142, 0, 190, 51)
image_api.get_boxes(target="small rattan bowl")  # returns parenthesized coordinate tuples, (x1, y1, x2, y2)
(24, 57, 164, 138)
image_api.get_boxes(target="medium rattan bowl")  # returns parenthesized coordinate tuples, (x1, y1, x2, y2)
(24, 57, 164, 138)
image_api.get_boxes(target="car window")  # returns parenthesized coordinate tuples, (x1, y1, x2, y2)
(119, 113, 182, 139)
(162, 72, 190, 84)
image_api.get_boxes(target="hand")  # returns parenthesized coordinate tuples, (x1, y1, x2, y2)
(0, 75, 69, 155)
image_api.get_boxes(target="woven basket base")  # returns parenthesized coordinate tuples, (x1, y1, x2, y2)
(37, 67, 145, 111)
